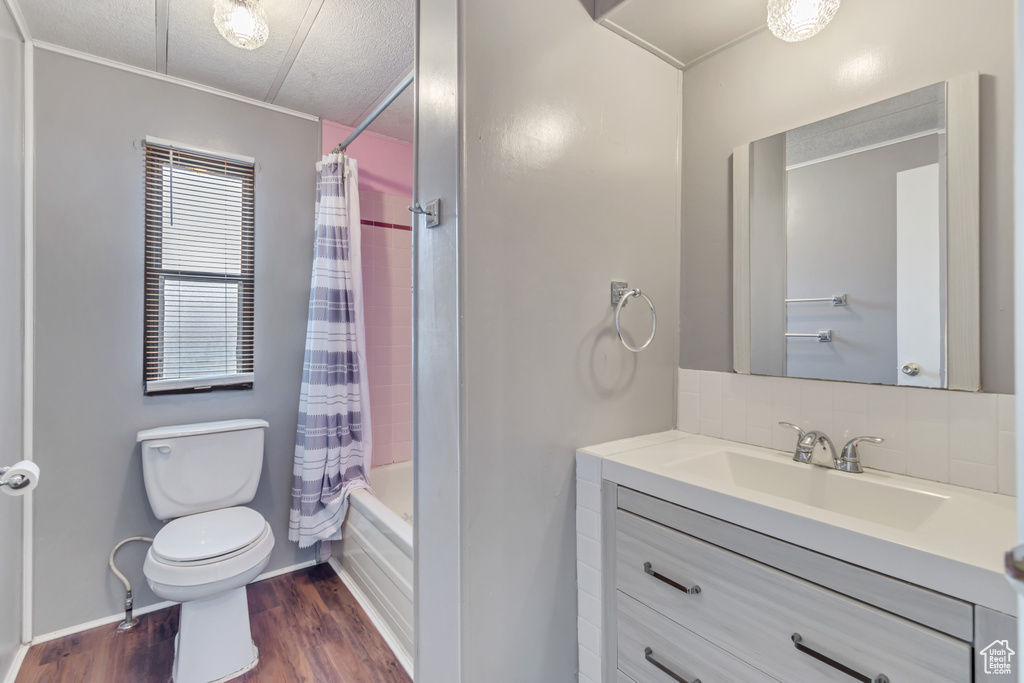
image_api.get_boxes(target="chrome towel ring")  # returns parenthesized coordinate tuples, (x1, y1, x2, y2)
(613, 284, 657, 352)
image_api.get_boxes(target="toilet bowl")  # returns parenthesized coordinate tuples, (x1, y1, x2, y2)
(144, 506, 275, 601)
(137, 419, 273, 683)
(143, 507, 274, 683)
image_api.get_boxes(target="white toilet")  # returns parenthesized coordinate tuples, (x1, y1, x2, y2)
(137, 419, 275, 683)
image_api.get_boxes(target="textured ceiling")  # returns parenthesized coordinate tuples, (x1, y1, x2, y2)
(166, 0, 307, 101)
(21, 0, 157, 70)
(19, 0, 415, 141)
(603, 0, 766, 68)
(272, 0, 413, 133)
(360, 85, 414, 142)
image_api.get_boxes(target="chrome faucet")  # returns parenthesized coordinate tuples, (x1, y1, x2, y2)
(802, 430, 838, 466)
(779, 422, 883, 473)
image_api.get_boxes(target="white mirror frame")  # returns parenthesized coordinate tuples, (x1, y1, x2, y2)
(732, 72, 980, 391)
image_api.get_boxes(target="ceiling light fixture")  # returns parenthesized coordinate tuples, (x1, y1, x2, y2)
(767, 0, 840, 42)
(213, 0, 269, 50)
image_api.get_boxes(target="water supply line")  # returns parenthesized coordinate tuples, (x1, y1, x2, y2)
(109, 536, 153, 632)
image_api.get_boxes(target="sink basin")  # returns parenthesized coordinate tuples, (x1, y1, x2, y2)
(668, 450, 949, 532)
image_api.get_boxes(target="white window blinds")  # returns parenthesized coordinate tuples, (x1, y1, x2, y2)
(143, 141, 255, 394)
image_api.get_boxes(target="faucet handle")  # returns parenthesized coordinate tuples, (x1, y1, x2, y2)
(778, 422, 805, 438)
(839, 436, 884, 473)
(779, 422, 813, 463)
(844, 436, 884, 450)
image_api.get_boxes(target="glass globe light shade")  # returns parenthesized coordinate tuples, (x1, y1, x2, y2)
(767, 0, 841, 42)
(213, 0, 269, 50)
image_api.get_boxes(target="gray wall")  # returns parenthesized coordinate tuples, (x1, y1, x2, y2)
(680, 0, 1015, 393)
(0, 2, 23, 675)
(416, 0, 681, 679)
(32, 50, 319, 635)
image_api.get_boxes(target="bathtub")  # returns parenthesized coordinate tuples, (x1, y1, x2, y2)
(334, 460, 413, 674)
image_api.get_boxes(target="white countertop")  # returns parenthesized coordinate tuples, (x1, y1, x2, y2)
(579, 430, 1017, 615)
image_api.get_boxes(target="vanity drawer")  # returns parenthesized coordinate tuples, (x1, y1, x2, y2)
(616, 509, 972, 682)
(617, 591, 778, 683)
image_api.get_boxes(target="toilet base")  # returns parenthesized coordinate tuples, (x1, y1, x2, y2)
(172, 587, 259, 683)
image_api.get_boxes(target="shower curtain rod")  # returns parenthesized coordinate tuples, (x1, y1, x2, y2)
(332, 70, 414, 154)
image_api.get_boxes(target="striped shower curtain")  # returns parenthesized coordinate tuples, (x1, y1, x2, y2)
(288, 153, 372, 549)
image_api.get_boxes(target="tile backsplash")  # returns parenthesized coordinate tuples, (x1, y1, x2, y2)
(678, 369, 1015, 496)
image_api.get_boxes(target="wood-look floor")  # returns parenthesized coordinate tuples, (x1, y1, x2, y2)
(15, 563, 411, 683)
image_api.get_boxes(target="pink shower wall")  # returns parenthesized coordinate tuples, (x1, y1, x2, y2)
(322, 120, 413, 196)
(361, 191, 412, 466)
(322, 120, 414, 467)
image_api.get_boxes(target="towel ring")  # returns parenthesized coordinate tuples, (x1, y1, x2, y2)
(615, 288, 657, 352)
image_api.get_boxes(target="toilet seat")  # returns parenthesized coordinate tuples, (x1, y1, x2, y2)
(144, 507, 274, 590)
(153, 507, 267, 565)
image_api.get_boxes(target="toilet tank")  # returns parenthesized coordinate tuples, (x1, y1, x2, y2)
(137, 419, 269, 521)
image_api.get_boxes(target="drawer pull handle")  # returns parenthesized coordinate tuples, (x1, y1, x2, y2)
(791, 633, 889, 683)
(644, 561, 701, 595)
(644, 647, 701, 683)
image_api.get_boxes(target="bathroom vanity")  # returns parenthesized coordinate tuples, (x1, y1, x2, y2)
(576, 431, 1017, 683)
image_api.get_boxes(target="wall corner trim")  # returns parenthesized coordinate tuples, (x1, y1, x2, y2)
(1, 0, 30, 42)
(32, 41, 320, 123)
(0, 643, 28, 683)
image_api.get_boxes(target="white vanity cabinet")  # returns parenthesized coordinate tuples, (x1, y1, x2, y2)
(616, 592, 777, 683)
(591, 482, 1014, 683)
(576, 432, 1018, 683)
(614, 498, 970, 681)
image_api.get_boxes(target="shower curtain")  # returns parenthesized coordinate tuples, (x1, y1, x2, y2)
(289, 153, 372, 549)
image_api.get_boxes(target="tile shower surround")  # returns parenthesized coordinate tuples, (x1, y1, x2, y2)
(361, 190, 413, 466)
(677, 369, 1016, 496)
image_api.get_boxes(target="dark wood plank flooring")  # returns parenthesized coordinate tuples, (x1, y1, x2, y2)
(16, 563, 410, 683)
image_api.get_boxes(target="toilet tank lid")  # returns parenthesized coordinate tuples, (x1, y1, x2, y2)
(137, 419, 269, 443)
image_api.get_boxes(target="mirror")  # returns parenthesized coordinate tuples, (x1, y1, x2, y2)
(733, 75, 979, 390)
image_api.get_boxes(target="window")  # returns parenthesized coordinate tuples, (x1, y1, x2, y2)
(143, 140, 255, 394)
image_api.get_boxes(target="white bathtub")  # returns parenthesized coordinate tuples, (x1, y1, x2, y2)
(335, 461, 413, 674)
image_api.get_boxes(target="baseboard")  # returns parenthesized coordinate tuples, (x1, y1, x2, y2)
(31, 559, 320, 645)
(30, 599, 179, 645)
(255, 558, 318, 582)
(2, 643, 29, 683)
(327, 557, 413, 678)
